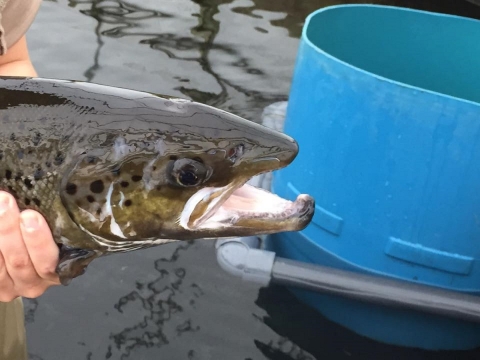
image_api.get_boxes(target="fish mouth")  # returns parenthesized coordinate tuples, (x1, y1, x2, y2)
(179, 180, 315, 235)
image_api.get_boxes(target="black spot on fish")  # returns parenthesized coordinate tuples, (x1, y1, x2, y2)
(5, 170, 11, 180)
(169, 155, 178, 161)
(156, 185, 162, 191)
(124, 199, 132, 207)
(33, 168, 44, 181)
(86, 195, 95, 203)
(120, 181, 129, 188)
(9, 133, 15, 141)
(33, 198, 41, 206)
(24, 178, 33, 190)
(131, 175, 142, 182)
(90, 180, 104, 194)
(54, 152, 65, 166)
(66, 183, 77, 195)
(24, 198, 31, 206)
(14, 174, 22, 182)
(45, 161, 51, 168)
(96, 207, 102, 216)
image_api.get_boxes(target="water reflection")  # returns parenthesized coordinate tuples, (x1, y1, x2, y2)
(107, 242, 196, 359)
(235, 0, 480, 37)
(60, 0, 300, 119)
(64, 1, 257, 109)
(68, 1, 171, 81)
(62, 0, 480, 119)
(143, 0, 232, 106)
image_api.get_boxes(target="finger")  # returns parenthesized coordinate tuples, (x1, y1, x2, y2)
(0, 192, 39, 291)
(20, 210, 60, 285)
(0, 251, 16, 302)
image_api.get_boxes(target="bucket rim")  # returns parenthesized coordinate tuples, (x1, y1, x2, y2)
(301, 4, 480, 108)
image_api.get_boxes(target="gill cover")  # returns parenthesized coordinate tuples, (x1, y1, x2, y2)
(59, 145, 224, 243)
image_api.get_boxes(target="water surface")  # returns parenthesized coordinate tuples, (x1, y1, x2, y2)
(25, 1, 480, 359)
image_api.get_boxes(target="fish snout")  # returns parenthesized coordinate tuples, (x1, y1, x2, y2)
(247, 135, 299, 174)
(268, 129, 299, 165)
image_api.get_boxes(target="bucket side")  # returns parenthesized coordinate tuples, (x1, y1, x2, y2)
(273, 5, 480, 292)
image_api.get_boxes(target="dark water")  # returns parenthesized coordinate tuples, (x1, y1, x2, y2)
(24, 1, 480, 359)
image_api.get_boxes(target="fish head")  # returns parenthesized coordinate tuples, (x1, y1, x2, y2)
(60, 101, 314, 250)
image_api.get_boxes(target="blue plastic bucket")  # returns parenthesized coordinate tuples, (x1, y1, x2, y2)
(269, 5, 480, 350)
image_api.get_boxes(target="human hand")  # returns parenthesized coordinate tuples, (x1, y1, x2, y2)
(0, 191, 60, 301)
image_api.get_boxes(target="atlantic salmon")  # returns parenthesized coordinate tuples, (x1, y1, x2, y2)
(0, 77, 314, 284)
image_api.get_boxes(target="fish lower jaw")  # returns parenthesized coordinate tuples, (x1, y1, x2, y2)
(199, 194, 313, 231)
(180, 184, 315, 233)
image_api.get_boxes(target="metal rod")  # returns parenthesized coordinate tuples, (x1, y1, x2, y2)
(272, 257, 480, 323)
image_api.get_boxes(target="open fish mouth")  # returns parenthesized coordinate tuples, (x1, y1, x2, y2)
(179, 181, 315, 234)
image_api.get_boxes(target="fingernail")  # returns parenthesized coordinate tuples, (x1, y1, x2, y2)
(21, 212, 41, 232)
(0, 194, 12, 216)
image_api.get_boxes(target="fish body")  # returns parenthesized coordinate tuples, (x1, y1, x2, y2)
(0, 77, 314, 284)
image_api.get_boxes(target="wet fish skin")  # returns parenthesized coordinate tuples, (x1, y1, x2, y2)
(0, 77, 314, 284)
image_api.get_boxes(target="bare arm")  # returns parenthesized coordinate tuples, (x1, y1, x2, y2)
(0, 36, 60, 302)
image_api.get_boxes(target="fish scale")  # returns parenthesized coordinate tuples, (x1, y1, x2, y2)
(0, 139, 63, 208)
(0, 171, 58, 210)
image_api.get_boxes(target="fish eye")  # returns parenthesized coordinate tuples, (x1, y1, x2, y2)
(169, 158, 210, 187)
(178, 165, 199, 186)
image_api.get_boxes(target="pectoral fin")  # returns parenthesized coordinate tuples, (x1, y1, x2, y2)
(56, 246, 100, 285)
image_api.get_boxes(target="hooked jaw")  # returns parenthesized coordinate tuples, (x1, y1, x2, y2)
(180, 127, 314, 236)
(179, 182, 314, 235)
